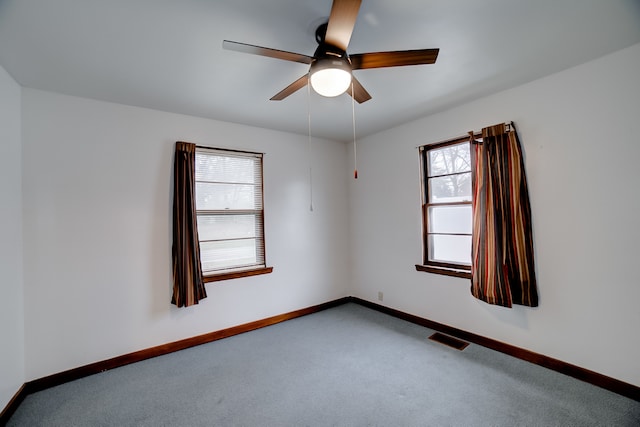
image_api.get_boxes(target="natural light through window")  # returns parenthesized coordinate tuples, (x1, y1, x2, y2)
(418, 136, 475, 277)
(195, 148, 266, 276)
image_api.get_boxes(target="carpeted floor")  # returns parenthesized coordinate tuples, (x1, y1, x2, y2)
(7, 303, 640, 426)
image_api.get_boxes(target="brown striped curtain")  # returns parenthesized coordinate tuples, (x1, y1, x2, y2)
(171, 142, 207, 307)
(469, 123, 538, 307)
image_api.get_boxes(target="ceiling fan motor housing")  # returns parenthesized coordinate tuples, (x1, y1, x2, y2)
(310, 46, 352, 73)
(311, 40, 352, 73)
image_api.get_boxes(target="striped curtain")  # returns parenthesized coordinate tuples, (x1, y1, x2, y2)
(470, 123, 538, 307)
(171, 142, 207, 307)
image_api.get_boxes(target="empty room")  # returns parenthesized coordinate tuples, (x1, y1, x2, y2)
(1, 0, 639, 425)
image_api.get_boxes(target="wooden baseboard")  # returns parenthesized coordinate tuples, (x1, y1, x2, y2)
(348, 296, 640, 402)
(1, 296, 349, 422)
(3, 294, 638, 423)
(0, 384, 28, 426)
(25, 297, 349, 395)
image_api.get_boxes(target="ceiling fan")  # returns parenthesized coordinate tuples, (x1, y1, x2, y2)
(223, 0, 439, 103)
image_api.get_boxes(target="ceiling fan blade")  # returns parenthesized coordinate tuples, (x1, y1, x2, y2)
(270, 74, 309, 101)
(325, 0, 362, 51)
(346, 76, 371, 104)
(350, 49, 439, 70)
(223, 40, 313, 64)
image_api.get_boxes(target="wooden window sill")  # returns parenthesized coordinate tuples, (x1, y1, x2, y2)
(203, 266, 273, 283)
(415, 264, 471, 279)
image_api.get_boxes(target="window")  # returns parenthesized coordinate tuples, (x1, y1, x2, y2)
(416, 136, 477, 278)
(195, 147, 271, 282)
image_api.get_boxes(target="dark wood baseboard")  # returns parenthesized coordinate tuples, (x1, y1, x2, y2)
(25, 297, 349, 395)
(0, 297, 349, 424)
(3, 294, 638, 424)
(348, 296, 640, 402)
(0, 384, 28, 426)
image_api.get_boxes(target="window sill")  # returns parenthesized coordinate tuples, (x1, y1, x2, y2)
(415, 264, 471, 279)
(203, 266, 274, 283)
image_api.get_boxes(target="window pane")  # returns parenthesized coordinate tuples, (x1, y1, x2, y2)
(428, 143, 471, 177)
(428, 234, 471, 265)
(196, 182, 262, 210)
(194, 147, 266, 277)
(196, 153, 258, 184)
(428, 172, 471, 203)
(428, 205, 472, 234)
(197, 214, 259, 241)
(200, 239, 262, 272)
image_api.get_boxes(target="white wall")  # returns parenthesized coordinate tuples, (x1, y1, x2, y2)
(12, 41, 640, 393)
(21, 89, 349, 380)
(0, 65, 24, 408)
(349, 43, 640, 386)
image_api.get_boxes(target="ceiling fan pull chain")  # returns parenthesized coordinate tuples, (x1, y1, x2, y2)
(307, 75, 314, 212)
(352, 81, 358, 179)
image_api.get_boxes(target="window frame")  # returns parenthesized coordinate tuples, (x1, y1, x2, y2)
(194, 146, 272, 283)
(415, 134, 479, 279)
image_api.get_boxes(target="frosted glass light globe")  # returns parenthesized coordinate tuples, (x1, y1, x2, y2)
(309, 59, 352, 97)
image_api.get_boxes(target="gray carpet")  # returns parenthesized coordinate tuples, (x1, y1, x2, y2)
(7, 303, 640, 426)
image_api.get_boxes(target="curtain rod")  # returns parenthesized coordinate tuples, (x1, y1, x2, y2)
(416, 121, 515, 149)
(469, 121, 516, 144)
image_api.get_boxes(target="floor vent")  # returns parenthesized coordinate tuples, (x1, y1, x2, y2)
(428, 332, 469, 351)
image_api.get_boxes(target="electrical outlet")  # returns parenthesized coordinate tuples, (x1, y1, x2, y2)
(377, 291, 384, 301)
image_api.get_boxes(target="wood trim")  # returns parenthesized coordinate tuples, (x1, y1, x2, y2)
(419, 139, 474, 270)
(4, 294, 638, 423)
(424, 260, 471, 271)
(0, 384, 28, 425)
(415, 264, 472, 279)
(419, 132, 481, 150)
(348, 297, 640, 402)
(424, 201, 473, 208)
(203, 266, 273, 283)
(193, 144, 265, 157)
(23, 297, 347, 396)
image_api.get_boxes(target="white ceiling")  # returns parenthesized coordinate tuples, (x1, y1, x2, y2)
(1, 0, 639, 142)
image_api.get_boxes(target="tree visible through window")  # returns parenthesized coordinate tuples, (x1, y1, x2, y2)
(195, 147, 270, 281)
(417, 136, 477, 278)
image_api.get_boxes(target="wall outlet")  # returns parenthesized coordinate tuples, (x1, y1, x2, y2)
(377, 291, 384, 302)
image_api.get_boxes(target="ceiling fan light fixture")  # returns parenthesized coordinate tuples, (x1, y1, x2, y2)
(223, 0, 439, 103)
(309, 57, 352, 97)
